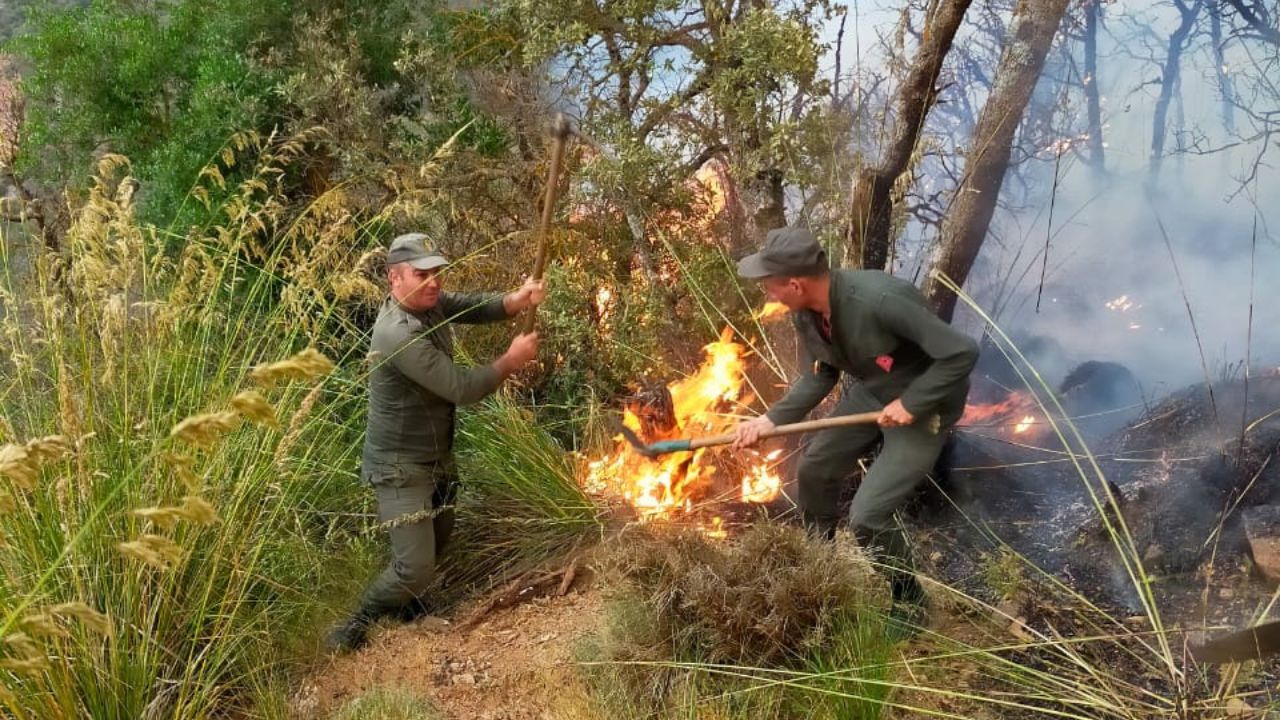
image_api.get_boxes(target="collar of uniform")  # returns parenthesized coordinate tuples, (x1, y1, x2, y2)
(821, 271, 853, 368)
(385, 294, 445, 325)
(818, 269, 849, 341)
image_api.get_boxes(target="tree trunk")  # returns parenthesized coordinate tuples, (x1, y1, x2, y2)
(749, 167, 787, 242)
(925, 0, 1073, 322)
(844, 0, 973, 271)
(1208, 1, 1236, 134)
(1083, 0, 1106, 174)
(1149, 0, 1202, 186)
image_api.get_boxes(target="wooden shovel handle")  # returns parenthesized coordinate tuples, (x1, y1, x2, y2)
(688, 411, 940, 451)
(521, 114, 573, 335)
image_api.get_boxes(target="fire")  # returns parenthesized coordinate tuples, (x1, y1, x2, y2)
(741, 449, 783, 503)
(583, 327, 784, 518)
(1105, 294, 1140, 312)
(703, 516, 728, 539)
(962, 391, 1044, 437)
(594, 285, 615, 327)
(694, 161, 729, 217)
(754, 301, 789, 322)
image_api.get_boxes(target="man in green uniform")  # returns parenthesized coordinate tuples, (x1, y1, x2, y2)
(327, 232, 546, 653)
(732, 227, 978, 627)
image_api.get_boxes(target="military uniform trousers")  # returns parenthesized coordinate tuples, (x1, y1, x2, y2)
(797, 384, 948, 576)
(361, 459, 458, 610)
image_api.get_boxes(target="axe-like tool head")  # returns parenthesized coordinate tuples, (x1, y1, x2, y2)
(549, 112, 574, 141)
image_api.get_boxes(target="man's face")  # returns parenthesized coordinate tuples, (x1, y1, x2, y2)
(759, 275, 806, 310)
(388, 264, 442, 312)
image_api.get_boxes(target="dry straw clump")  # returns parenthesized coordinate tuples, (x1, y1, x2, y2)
(606, 522, 876, 667)
(0, 602, 112, 682)
(117, 533, 186, 570)
(169, 411, 241, 448)
(230, 390, 279, 428)
(130, 496, 221, 530)
(45, 602, 113, 637)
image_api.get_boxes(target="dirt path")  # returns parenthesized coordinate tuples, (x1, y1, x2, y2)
(293, 588, 604, 719)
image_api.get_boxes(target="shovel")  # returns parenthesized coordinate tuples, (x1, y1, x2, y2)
(618, 411, 942, 459)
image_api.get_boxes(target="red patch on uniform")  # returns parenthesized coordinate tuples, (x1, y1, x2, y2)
(875, 355, 894, 372)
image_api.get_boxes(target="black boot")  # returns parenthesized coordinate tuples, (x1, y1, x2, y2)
(887, 572, 928, 640)
(394, 596, 431, 623)
(325, 598, 394, 654)
(325, 614, 371, 654)
(854, 525, 928, 640)
(890, 572, 927, 607)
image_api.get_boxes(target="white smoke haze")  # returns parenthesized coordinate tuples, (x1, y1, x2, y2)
(836, 1, 1280, 396)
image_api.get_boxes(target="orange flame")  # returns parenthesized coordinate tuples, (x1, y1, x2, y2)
(741, 449, 783, 503)
(594, 285, 615, 328)
(753, 301, 789, 322)
(583, 327, 783, 518)
(703, 516, 728, 539)
(962, 391, 1044, 437)
(694, 162, 729, 217)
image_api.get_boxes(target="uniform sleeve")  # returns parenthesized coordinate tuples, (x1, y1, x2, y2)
(438, 292, 510, 324)
(389, 330, 503, 405)
(765, 345, 841, 425)
(875, 291, 979, 417)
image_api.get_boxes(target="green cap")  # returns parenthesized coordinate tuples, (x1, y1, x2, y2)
(386, 233, 449, 270)
(737, 227, 828, 278)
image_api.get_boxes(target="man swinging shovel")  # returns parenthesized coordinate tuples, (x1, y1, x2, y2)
(729, 227, 980, 635)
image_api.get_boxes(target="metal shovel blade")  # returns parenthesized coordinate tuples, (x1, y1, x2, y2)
(617, 423, 659, 459)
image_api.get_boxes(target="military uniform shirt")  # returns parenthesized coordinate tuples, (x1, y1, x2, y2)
(765, 269, 979, 428)
(363, 292, 509, 466)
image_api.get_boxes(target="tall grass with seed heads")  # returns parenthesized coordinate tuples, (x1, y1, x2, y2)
(0, 146, 382, 716)
(0, 127, 606, 715)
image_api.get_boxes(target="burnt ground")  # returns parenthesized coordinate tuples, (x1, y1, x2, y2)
(912, 374, 1280, 632)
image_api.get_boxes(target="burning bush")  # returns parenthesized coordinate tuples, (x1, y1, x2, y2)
(582, 327, 783, 518)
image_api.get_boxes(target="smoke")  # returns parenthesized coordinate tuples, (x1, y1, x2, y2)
(981, 164, 1279, 398)
(978, 149, 1275, 392)
(933, 1, 1280, 397)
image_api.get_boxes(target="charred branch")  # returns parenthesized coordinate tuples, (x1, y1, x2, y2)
(1149, 0, 1203, 185)
(843, 0, 973, 272)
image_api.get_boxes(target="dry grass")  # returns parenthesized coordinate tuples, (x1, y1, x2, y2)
(605, 523, 878, 667)
(579, 523, 897, 719)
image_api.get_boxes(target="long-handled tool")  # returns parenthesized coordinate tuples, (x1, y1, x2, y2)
(521, 113, 574, 334)
(618, 412, 941, 459)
